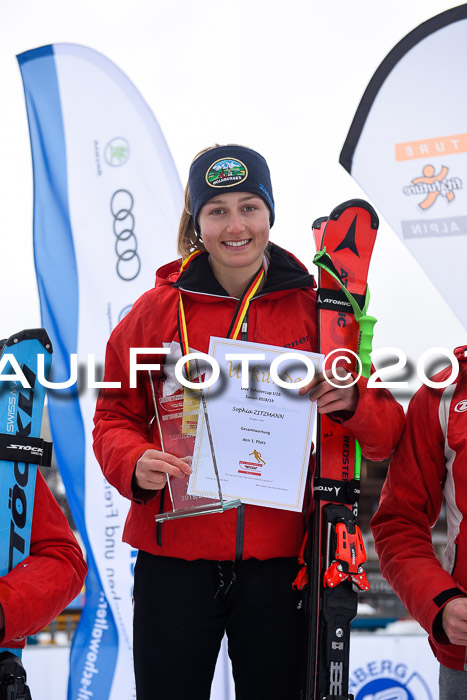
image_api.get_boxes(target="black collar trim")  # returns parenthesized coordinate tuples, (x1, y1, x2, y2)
(173, 243, 315, 298)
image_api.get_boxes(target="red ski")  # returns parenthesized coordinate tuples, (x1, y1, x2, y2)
(298, 199, 378, 699)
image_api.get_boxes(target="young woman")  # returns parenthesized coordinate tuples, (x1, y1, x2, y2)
(93, 144, 404, 699)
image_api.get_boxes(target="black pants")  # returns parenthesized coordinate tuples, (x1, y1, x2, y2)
(133, 553, 306, 699)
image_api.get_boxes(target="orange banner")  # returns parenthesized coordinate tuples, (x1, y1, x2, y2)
(395, 133, 467, 161)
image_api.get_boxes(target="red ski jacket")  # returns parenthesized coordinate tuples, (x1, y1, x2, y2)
(93, 243, 404, 562)
(371, 346, 467, 671)
(0, 471, 87, 648)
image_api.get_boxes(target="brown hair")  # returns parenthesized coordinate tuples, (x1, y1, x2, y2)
(176, 145, 220, 259)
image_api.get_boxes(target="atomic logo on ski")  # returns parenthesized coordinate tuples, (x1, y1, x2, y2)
(333, 215, 360, 257)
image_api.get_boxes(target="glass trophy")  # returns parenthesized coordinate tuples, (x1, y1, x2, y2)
(149, 354, 241, 522)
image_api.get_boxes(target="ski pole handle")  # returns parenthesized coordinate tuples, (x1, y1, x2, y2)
(358, 314, 377, 380)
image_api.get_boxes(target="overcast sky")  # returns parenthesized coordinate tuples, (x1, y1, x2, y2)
(1, 0, 464, 400)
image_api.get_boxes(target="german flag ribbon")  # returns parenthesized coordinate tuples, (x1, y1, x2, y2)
(177, 255, 265, 381)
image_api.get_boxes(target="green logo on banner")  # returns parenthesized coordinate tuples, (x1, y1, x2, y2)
(105, 137, 130, 166)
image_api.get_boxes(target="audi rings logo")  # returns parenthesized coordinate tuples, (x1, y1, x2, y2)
(111, 189, 141, 281)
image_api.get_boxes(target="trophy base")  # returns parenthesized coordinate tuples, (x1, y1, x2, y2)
(154, 498, 242, 523)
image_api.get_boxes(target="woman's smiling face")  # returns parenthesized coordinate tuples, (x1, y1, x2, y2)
(198, 192, 270, 286)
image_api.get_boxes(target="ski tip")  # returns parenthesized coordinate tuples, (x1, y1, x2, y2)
(3, 328, 53, 354)
(312, 216, 328, 252)
(329, 199, 379, 229)
(312, 216, 328, 230)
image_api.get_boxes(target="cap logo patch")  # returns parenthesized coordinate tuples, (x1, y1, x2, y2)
(206, 158, 248, 188)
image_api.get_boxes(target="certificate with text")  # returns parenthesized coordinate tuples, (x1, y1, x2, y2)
(187, 338, 324, 511)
